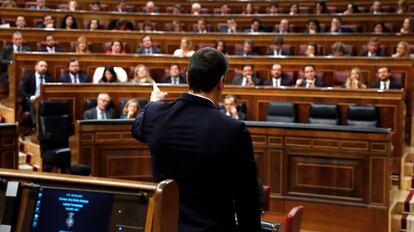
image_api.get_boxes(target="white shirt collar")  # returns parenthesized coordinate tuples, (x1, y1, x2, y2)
(188, 92, 215, 105)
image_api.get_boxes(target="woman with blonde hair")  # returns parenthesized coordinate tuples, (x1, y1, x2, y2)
(75, 36, 90, 53)
(345, 67, 367, 89)
(392, 41, 410, 58)
(120, 99, 139, 119)
(130, 64, 153, 84)
(173, 37, 195, 57)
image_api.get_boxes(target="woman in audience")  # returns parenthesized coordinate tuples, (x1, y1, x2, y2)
(130, 64, 153, 84)
(397, 0, 408, 14)
(241, 3, 256, 14)
(88, 19, 101, 30)
(112, 19, 133, 31)
(373, 22, 387, 33)
(331, 42, 346, 56)
(75, 36, 90, 53)
(304, 43, 317, 57)
(68, 0, 79, 11)
(106, 40, 126, 55)
(343, 3, 359, 14)
(215, 40, 228, 55)
(344, 67, 367, 89)
(392, 41, 410, 58)
(289, 2, 299, 15)
(173, 37, 195, 57)
(304, 19, 321, 34)
(171, 20, 184, 32)
(61, 15, 78, 29)
(314, 1, 328, 14)
(1, 0, 17, 8)
(400, 18, 413, 34)
(99, 65, 119, 83)
(120, 99, 139, 119)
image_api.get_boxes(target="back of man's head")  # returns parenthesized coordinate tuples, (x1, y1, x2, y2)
(187, 48, 228, 93)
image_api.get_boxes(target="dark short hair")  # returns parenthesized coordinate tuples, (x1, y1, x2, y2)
(303, 64, 315, 71)
(273, 36, 283, 45)
(187, 48, 228, 93)
(242, 64, 254, 70)
(67, 58, 78, 67)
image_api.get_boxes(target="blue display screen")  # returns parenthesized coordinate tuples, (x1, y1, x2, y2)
(31, 187, 113, 232)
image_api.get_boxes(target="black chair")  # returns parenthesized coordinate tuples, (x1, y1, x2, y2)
(39, 100, 90, 175)
(308, 103, 339, 125)
(266, 102, 295, 123)
(346, 105, 378, 127)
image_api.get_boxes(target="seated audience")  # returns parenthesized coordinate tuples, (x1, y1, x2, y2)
(330, 17, 353, 33)
(1, 0, 17, 8)
(112, 19, 133, 31)
(266, 36, 289, 56)
(106, 40, 126, 55)
(130, 64, 153, 84)
(304, 19, 321, 34)
(136, 35, 161, 55)
(304, 43, 318, 57)
(171, 20, 184, 32)
(88, 19, 101, 30)
(220, 17, 238, 33)
(268, 3, 280, 15)
(397, 0, 408, 14)
(400, 18, 413, 34)
(161, 64, 186, 84)
(373, 22, 387, 33)
(219, 4, 231, 15)
(171, 3, 182, 14)
(295, 65, 324, 88)
(344, 67, 367, 89)
(289, 2, 299, 15)
(139, 21, 155, 32)
(173, 38, 195, 57)
(37, 15, 56, 29)
(194, 18, 208, 33)
(331, 42, 346, 56)
(343, 3, 360, 14)
(83, 93, 115, 119)
(99, 65, 120, 83)
(233, 64, 261, 86)
(15, 16, 26, 29)
(191, 2, 202, 15)
(75, 36, 90, 53)
(59, 58, 89, 83)
(0, 32, 31, 81)
(244, 18, 263, 33)
(235, 39, 258, 56)
(242, 3, 255, 15)
(370, 67, 401, 90)
(215, 40, 228, 55)
(61, 15, 78, 30)
(361, 37, 383, 57)
(113, 0, 132, 13)
(20, 60, 52, 125)
(143, 1, 157, 14)
(275, 18, 291, 33)
(370, 0, 382, 14)
(221, 95, 246, 120)
(314, 1, 328, 14)
(68, 0, 79, 11)
(120, 99, 139, 119)
(39, 34, 63, 53)
(392, 41, 410, 58)
(90, 1, 101, 11)
(264, 64, 294, 87)
(30, 0, 49, 10)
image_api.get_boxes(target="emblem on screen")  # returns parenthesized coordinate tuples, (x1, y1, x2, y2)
(66, 212, 75, 228)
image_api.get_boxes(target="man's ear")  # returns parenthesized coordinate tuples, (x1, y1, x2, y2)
(185, 71, 189, 83)
(217, 75, 225, 90)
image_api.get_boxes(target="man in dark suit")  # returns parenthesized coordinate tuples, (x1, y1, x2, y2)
(219, 17, 238, 33)
(161, 64, 186, 84)
(29, 0, 49, 10)
(330, 17, 354, 33)
(243, 18, 264, 33)
(221, 95, 246, 120)
(132, 48, 261, 232)
(0, 31, 32, 81)
(113, 0, 132, 13)
(234, 39, 258, 56)
(136, 35, 161, 55)
(36, 15, 55, 28)
(232, 64, 261, 86)
(361, 37, 383, 57)
(193, 18, 208, 33)
(83, 93, 115, 119)
(59, 58, 89, 83)
(295, 64, 324, 88)
(264, 64, 294, 87)
(20, 60, 52, 125)
(274, 18, 293, 33)
(370, 66, 401, 90)
(39, 34, 63, 53)
(266, 36, 290, 56)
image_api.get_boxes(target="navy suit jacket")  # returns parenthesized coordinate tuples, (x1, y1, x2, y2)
(59, 71, 89, 83)
(264, 77, 294, 87)
(83, 107, 115, 119)
(297, 78, 324, 87)
(161, 76, 186, 84)
(218, 26, 238, 33)
(39, 46, 63, 53)
(20, 73, 52, 101)
(265, 49, 290, 56)
(361, 50, 383, 57)
(132, 94, 261, 232)
(136, 46, 162, 54)
(370, 79, 401, 89)
(0, 45, 31, 80)
(232, 75, 261, 86)
(234, 50, 258, 56)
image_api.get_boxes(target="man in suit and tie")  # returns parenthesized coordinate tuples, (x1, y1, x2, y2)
(83, 93, 115, 119)
(266, 36, 290, 56)
(161, 64, 186, 84)
(264, 64, 294, 87)
(20, 60, 52, 125)
(132, 47, 261, 232)
(39, 34, 63, 53)
(36, 15, 56, 28)
(193, 18, 208, 33)
(136, 35, 161, 55)
(330, 17, 354, 33)
(219, 17, 238, 33)
(234, 39, 258, 56)
(243, 18, 264, 33)
(59, 58, 89, 83)
(0, 31, 32, 82)
(274, 18, 292, 33)
(221, 95, 246, 120)
(29, 0, 49, 10)
(295, 64, 324, 88)
(370, 66, 401, 90)
(361, 37, 383, 57)
(232, 64, 261, 86)
(113, 0, 131, 13)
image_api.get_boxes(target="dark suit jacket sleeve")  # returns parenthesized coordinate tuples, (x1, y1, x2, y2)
(132, 103, 154, 143)
(80, 72, 90, 82)
(232, 123, 261, 232)
(253, 76, 261, 85)
(59, 73, 69, 82)
(136, 48, 144, 54)
(83, 108, 95, 119)
(0, 46, 12, 65)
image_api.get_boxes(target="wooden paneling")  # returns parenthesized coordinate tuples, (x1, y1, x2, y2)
(0, 123, 18, 169)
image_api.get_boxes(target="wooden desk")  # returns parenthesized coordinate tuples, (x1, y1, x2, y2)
(262, 212, 285, 232)
(0, 123, 18, 169)
(75, 120, 392, 232)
